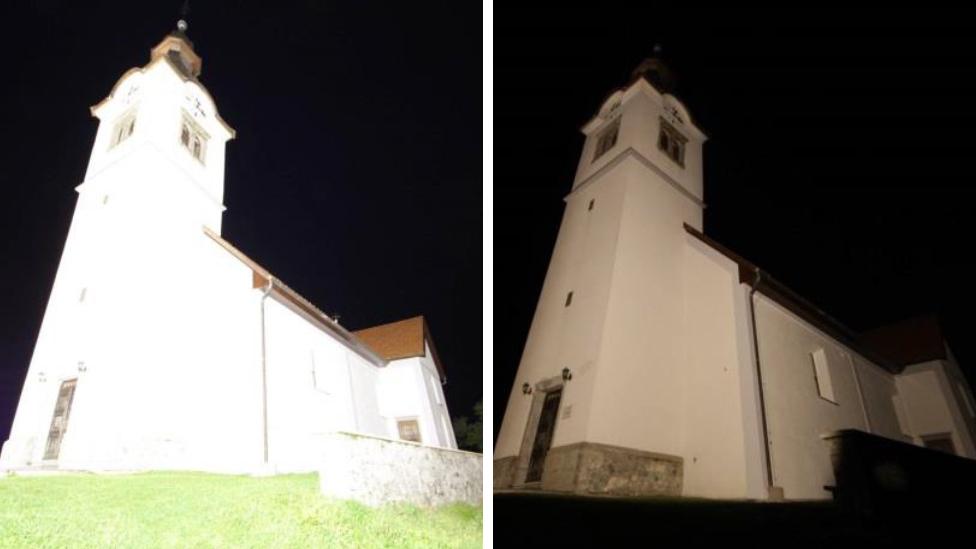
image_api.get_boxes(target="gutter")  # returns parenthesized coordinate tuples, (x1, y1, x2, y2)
(260, 281, 273, 465)
(747, 267, 778, 497)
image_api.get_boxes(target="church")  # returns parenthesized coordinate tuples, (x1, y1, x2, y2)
(494, 57, 976, 500)
(0, 21, 457, 474)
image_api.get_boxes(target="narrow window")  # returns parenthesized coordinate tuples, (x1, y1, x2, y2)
(102, 195, 109, 205)
(79, 288, 87, 302)
(397, 419, 422, 443)
(565, 291, 574, 307)
(588, 199, 595, 211)
(110, 112, 137, 148)
(959, 382, 976, 418)
(811, 348, 836, 403)
(593, 118, 620, 161)
(657, 117, 687, 167)
(179, 113, 209, 165)
(429, 375, 442, 405)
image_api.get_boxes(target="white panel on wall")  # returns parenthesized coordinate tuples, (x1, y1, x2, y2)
(811, 348, 836, 403)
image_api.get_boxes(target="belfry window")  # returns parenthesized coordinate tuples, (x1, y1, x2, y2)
(593, 118, 620, 161)
(179, 113, 209, 164)
(657, 118, 687, 167)
(110, 112, 136, 148)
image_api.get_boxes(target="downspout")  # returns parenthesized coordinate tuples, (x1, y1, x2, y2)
(747, 267, 777, 497)
(259, 280, 274, 465)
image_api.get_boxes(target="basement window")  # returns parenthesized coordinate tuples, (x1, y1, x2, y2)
(811, 348, 837, 404)
(657, 117, 687, 167)
(921, 433, 956, 455)
(593, 118, 620, 161)
(397, 419, 422, 443)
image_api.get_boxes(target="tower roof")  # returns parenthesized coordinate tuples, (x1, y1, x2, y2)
(630, 47, 677, 94)
(150, 19, 202, 79)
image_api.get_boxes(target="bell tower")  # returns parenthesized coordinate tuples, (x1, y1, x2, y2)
(494, 55, 709, 493)
(0, 18, 235, 470)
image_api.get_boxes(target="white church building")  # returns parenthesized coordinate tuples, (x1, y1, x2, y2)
(0, 22, 457, 475)
(494, 58, 976, 500)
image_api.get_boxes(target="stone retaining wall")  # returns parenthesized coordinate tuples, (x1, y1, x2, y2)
(543, 442, 682, 496)
(319, 431, 482, 507)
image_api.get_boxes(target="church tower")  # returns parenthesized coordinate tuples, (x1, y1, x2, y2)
(1, 19, 237, 470)
(494, 57, 710, 493)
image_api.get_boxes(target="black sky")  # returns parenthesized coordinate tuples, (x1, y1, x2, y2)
(495, 7, 976, 440)
(0, 1, 482, 444)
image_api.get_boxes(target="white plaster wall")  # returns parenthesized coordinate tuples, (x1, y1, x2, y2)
(586, 157, 702, 459)
(896, 361, 976, 458)
(678, 237, 761, 499)
(377, 353, 455, 449)
(494, 167, 628, 458)
(751, 295, 907, 499)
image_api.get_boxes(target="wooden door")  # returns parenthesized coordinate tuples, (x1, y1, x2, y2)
(526, 389, 562, 483)
(43, 379, 77, 461)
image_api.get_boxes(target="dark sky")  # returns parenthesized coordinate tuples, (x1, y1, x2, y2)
(495, 7, 976, 439)
(0, 1, 481, 444)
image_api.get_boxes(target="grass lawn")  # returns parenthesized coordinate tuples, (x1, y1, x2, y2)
(0, 472, 481, 548)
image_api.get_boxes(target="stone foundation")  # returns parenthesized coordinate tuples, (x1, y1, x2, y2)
(319, 432, 482, 507)
(541, 442, 682, 496)
(493, 456, 517, 489)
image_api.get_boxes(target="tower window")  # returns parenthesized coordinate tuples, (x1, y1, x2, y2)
(657, 118, 687, 167)
(565, 291, 574, 307)
(593, 118, 620, 161)
(110, 112, 137, 148)
(179, 113, 209, 164)
(588, 199, 595, 211)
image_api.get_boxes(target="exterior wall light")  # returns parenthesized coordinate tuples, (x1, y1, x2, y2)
(522, 382, 532, 395)
(38, 372, 47, 383)
(562, 368, 573, 382)
(78, 361, 87, 373)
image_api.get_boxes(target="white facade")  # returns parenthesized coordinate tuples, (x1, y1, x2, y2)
(0, 27, 456, 475)
(495, 60, 976, 500)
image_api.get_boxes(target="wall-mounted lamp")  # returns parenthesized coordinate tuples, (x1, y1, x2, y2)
(562, 368, 573, 382)
(38, 372, 47, 383)
(78, 361, 87, 373)
(522, 382, 532, 395)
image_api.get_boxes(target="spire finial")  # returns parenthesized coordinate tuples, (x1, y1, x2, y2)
(177, 0, 190, 32)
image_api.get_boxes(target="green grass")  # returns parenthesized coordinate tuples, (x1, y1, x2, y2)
(0, 472, 482, 548)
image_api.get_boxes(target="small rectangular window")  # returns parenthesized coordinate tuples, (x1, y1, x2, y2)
(397, 419, 422, 443)
(565, 291, 573, 307)
(811, 348, 836, 403)
(593, 118, 620, 161)
(588, 199, 595, 211)
(657, 117, 687, 167)
(79, 288, 87, 303)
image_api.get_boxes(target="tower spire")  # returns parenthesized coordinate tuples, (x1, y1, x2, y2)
(149, 1, 202, 79)
(630, 44, 676, 94)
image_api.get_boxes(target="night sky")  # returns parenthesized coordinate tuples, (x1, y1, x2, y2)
(495, 8, 976, 440)
(0, 2, 481, 444)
